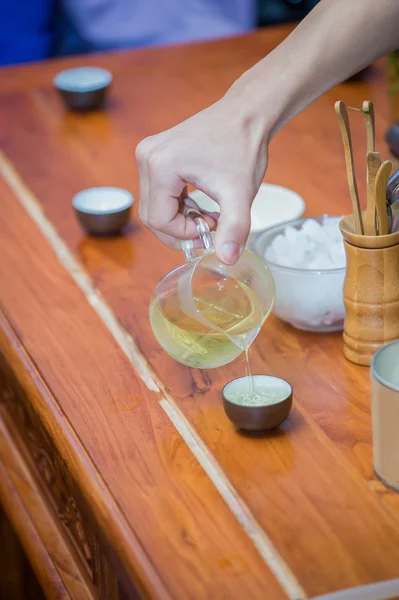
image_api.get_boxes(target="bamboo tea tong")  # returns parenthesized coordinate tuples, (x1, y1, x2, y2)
(363, 101, 380, 235)
(335, 100, 392, 236)
(335, 101, 364, 234)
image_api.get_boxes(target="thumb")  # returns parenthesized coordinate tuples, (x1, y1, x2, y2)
(214, 192, 251, 265)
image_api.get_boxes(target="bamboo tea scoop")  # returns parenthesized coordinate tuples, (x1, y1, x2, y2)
(362, 101, 381, 235)
(375, 161, 392, 235)
(335, 101, 364, 234)
(365, 152, 381, 235)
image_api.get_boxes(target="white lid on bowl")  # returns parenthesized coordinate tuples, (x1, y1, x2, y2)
(189, 183, 305, 233)
(53, 67, 113, 92)
(72, 187, 133, 215)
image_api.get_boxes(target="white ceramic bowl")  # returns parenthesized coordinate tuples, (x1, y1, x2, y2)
(252, 216, 346, 332)
(189, 183, 305, 246)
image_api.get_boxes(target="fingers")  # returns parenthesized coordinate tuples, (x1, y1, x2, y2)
(213, 189, 251, 265)
(136, 138, 197, 242)
(137, 136, 246, 262)
(147, 170, 199, 239)
(136, 137, 152, 228)
(136, 140, 178, 249)
(183, 195, 220, 227)
(137, 138, 217, 248)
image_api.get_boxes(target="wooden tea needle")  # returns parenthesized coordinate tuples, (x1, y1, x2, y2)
(335, 101, 364, 234)
(362, 101, 381, 235)
(375, 160, 392, 235)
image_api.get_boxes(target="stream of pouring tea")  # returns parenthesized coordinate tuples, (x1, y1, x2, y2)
(244, 348, 254, 394)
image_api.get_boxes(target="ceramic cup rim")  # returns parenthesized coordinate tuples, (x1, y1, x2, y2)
(53, 66, 113, 92)
(222, 374, 293, 409)
(72, 187, 134, 215)
(371, 339, 399, 393)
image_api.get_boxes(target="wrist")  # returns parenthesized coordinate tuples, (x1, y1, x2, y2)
(223, 72, 275, 145)
(224, 48, 304, 144)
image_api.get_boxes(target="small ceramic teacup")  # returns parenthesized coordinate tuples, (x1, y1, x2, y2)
(72, 187, 133, 236)
(222, 375, 293, 433)
(53, 66, 112, 112)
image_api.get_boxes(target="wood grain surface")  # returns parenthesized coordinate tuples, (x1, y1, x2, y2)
(1, 27, 399, 599)
(0, 175, 288, 599)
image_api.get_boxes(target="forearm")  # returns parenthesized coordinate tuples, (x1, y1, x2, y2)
(227, 0, 399, 139)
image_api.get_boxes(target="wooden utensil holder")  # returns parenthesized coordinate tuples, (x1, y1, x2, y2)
(340, 217, 399, 366)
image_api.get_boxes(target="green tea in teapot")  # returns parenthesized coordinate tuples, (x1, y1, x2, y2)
(149, 207, 275, 369)
(150, 270, 265, 369)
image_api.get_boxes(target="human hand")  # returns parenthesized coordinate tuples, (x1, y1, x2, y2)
(136, 91, 269, 264)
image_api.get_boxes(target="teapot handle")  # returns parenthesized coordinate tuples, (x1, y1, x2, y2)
(181, 206, 214, 261)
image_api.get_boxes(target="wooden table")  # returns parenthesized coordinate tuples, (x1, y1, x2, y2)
(1, 25, 399, 600)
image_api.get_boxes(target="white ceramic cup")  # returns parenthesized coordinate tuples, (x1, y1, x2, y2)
(371, 339, 399, 491)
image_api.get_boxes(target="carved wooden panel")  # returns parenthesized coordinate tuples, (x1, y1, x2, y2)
(0, 357, 120, 600)
(0, 506, 45, 600)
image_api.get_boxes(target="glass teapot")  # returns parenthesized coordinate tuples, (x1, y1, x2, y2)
(150, 209, 275, 368)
